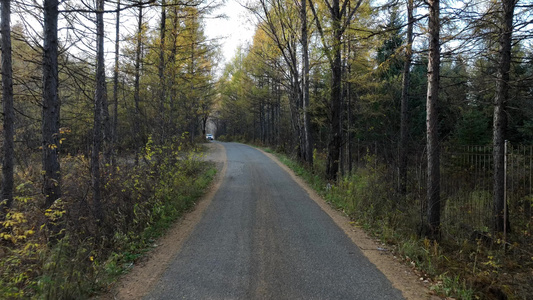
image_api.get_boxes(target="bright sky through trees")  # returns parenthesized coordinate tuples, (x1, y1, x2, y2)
(204, 0, 255, 65)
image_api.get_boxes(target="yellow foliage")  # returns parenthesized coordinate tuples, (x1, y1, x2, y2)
(0, 210, 36, 244)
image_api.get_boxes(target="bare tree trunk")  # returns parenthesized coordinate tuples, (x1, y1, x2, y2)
(1, 0, 14, 216)
(92, 0, 106, 223)
(188, 17, 196, 144)
(102, 73, 111, 162)
(112, 0, 120, 167)
(301, 0, 313, 165)
(133, 3, 143, 163)
(326, 0, 342, 181)
(168, 5, 179, 137)
(493, 0, 515, 233)
(42, 0, 61, 209)
(426, 0, 441, 239)
(102, 16, 111, 167)
(399, 0, 414, 195)
(346, 24, 353, 175)
(270, 80, 275, 145)
(158, 0, 167, 144)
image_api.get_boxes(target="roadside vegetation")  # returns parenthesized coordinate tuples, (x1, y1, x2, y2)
(0, 139, 215, 299)
(262, 147, 532, 300)
(1, 1, 218, 298)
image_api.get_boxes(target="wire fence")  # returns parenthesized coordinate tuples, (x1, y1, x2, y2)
(350, 141, 533, 239)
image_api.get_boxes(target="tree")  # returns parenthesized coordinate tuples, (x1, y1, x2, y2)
(112, 0, 121, 166)
(301, 0, 312, 165)
(254, 0, 312, 163)
(426, 0, 441, 238)
(1, 0, 14, 216)
(493, 0, 515, 233)
(133, 1, 145, 162)
(308, 0, 363, 180)
(158, 0, 167, 144)
(91, 0, 106, 223)
(42, 0, 61, 209)
(399, 0, 414, 194)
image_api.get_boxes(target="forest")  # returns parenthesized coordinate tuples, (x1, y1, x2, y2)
(216, 0, 532, 297)
(0, 0, 532, 298)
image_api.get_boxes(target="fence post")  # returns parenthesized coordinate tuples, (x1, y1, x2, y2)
(504, 140, 508, 245)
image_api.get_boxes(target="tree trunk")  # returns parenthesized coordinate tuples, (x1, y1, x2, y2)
(102, 30, 111, 167)
(326, 0, 342, 181)
(399, 0, 414, 195)
(92, 0, 106, 223)
(426, 0, 441, 239)
(301, 0, 313, 165)
(1, 0, 14, 216)
(133, 3, 143, 163)
(168, 6, 179, 137)
(493, 0, 515, 233)
(347, 27, 353, 175)
(158, 0, 167, 144)
(112, 0, 120, 167)
(42, 0, 61, 209)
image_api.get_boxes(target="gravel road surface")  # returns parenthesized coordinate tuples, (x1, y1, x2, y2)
(144, 142, 404, 299)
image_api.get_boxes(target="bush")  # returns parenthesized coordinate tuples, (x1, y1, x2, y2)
(0, 137, 216, 299)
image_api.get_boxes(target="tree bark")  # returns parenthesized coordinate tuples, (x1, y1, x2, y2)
(42, 0, 61, 209)
(112, 0, 121, 167)
(158, 0, 167, 144)
(1, 0, 14, 216)
(399, 0, 414, 195)
(493, 0, 515, 233)
(301, 0, 313, 165)
(426, 0, 441, 239)
(188, 14, 196, 144)
(133, 3, 143, 163)
(92, 0, 106, 223)
(325, 0, 342, 181)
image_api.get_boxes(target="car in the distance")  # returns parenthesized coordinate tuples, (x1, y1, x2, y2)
(206, 134, 214, 141)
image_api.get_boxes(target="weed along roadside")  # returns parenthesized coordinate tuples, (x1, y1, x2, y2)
(0, 140, 218, 299)
(258, 145, 533, 300)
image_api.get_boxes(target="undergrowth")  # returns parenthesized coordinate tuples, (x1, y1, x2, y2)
(0, 137, 216, 299)
(263, 147, 533, 300)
